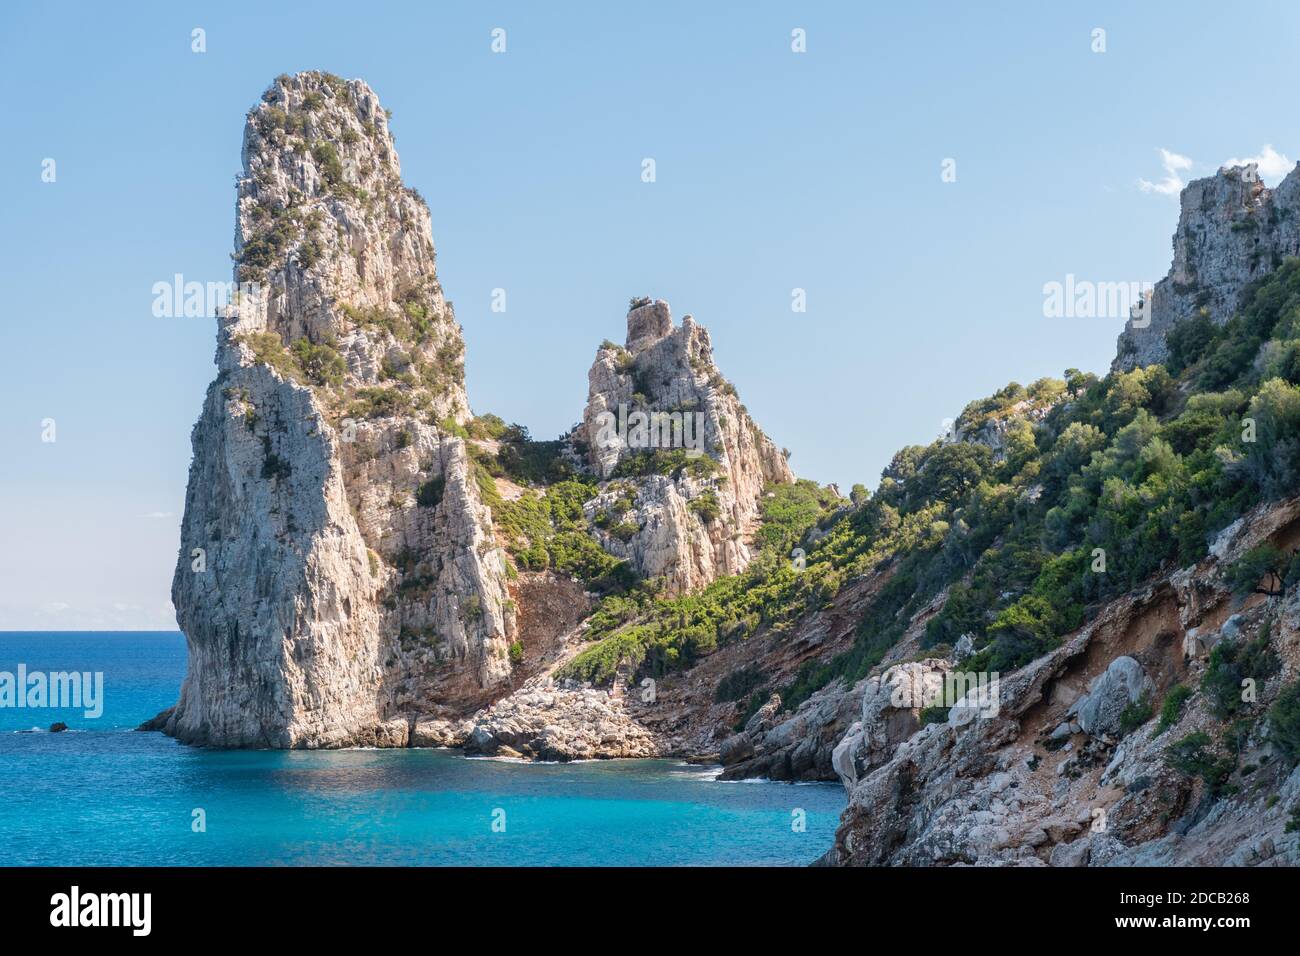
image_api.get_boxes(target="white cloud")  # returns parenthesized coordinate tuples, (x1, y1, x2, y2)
(137, 511, 173, 519)
(1138, 148, 1193, 196)
(0, 600, 176, 631)
(1221, 144, 1294, 185)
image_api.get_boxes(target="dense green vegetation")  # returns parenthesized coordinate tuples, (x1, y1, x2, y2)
(450, 418, 636, 591)
(558, 482, 842, 684)
(688, 488, 721, 523)
(290, 337, 346, 386)
(558, 258, 1300, 713)
(346, 386, 412, 420)
(753, 480, 843, 553)
(483, 470, 635, 594)
(1165, 731, 1236, 796)
(714, 664, 768, 704)
(240, 331, 345, 388)
(1226, 543, 1299, 597)
(612, 448, 719, 480)
(1119, 695, 1154, 736)
(311, 141, 347, 194)
(339, 295, 457, 364)
(415, 476, 444, 508)
(236, 217, 299, 282)
(490, 435, 576, 487)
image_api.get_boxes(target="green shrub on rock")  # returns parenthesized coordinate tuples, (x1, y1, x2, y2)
(1268, 680, 1300, 765)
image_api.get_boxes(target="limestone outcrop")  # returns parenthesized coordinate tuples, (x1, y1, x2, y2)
(579, 299, 794, 593)
(158, 72, 516, 747)
(1115, 162, 1300, 370)
(461, 685, 660, 761)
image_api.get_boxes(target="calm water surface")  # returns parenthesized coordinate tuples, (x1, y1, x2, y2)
(0, 632, 843, 865)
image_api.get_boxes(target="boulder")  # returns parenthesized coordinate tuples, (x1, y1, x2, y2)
(1071, 656, 1153, 737)
(719, 733, 754, 765)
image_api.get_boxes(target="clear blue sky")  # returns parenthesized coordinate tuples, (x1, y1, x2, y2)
(3, 1, 1298, 628)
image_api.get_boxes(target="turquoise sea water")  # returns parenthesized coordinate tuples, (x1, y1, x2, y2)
(0, 632, 844, 866)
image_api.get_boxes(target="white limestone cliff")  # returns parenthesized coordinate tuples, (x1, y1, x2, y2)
(156, 72, 516, 747)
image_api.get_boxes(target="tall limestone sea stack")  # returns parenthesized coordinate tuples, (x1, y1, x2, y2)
(157, 72, 516, 747)
(151, 72, 794, 749)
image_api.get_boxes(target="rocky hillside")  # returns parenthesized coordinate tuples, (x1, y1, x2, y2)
(762, 166, 1300, 866)
(825, 496, 1300, 866)
(521, 163, 1300, 868)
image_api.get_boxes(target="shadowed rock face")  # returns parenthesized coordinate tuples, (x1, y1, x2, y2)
(1115, 162, 1300, 371)
(580, 299, 794, 593)
(161, 72, 516, 747)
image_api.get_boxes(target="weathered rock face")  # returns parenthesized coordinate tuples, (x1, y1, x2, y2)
(1115, 162, 1300, 370)
(156, 74, 792, 751)
(580, 299, 794, 592)
(824, 496, 1300, 867)
(831, 660, 953, 790)
(160, 72, 516, 747)
(717, 682, 861, 782)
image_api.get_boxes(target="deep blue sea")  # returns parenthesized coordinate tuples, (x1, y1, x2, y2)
(0, 632, 844, 866)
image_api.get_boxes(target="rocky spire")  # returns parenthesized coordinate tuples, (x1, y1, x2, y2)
(227, 71, 469, 421)
(579, 298, 794, 593)
(152, 74, 797, 749)
(158, 73, 515, 748)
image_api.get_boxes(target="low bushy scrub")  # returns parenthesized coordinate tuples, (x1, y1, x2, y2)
(612, 449, 719, 480)
(491, 479, 634, 594)
(1201, 627, 1278, 719)
(1165, 731, 1235, 796)
(1158, 683, 1191, 733)
(1268, 680, 1300, 765)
